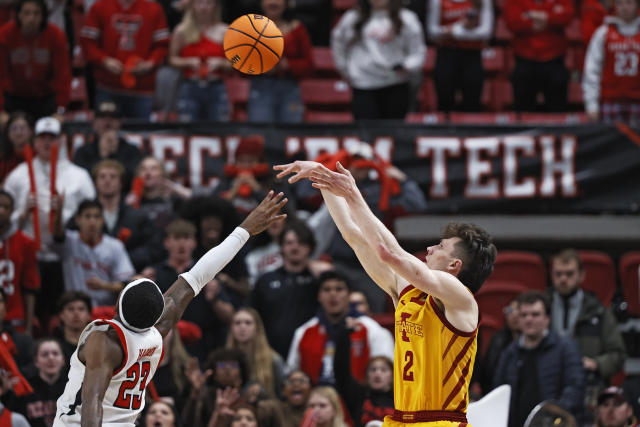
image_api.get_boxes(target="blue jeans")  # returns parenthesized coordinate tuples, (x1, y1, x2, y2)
(95, 86, 153, 120)
(247, 77, 304, 123)
(177, 79, 230, 122)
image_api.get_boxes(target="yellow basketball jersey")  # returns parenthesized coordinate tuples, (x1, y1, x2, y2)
(393, 285, 477, 414)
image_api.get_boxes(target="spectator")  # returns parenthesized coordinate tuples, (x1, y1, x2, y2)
(593, 386, 639, 427)
(246, 0, 313, 123)
(0, 288, 34, 377)
(0, 0, 15, 27)
(287, 270, 394, 385)
(623, 375, 640, 420)
(147, 218, 234, 361)
(504, 0, 574, 112)
(0, 190, 39, 335)
(92, 159, 164, 271)
(331, 0, 426, 120)
(250, 220, 319, 358)
(51, 291, 92, 367)
(0, 0, 70, 121)
(582, 0, 614, 44)
(548, 249, 626, 417)
(73, 101, 143, 192)
(583, 0, 640, 125)
(0, 111, 32, 183)
(4, 117, 95, 323)
(493, 291, 585, 427)
(52, 199, 135, 307)
(306, 386, 349, 427)
(427, 0, 493, 112)
(143, 400, 180, 427)
(226, 308, 285, 398)
(152, 327, 192, 411)
(0, 402, 29, 427)
(80, 0, 169, 119)
(349, 291, 371, 316)
(15, 338, 66, 427)
(289, 0, 331, 46)
(169, 0, 231, 122)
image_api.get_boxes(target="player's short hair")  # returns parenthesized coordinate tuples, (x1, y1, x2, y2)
(442, 222, 497, 294)
(75, 199, 103, 217)
(91, 159, 126, 182)
(57, 291, 92, 314)
(165, 219, 197, 239)
(318, 270, 351, 292)
(279, 220, 316, 253)
(0, 190, 14, 209)
(516, 290, 551, 315)
(550, 248, 583, 271)
(118, 279, 165, 332)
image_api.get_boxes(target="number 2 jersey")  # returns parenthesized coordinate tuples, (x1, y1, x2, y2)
(54, 318, 164, 426)
(391, 286, 477, 417)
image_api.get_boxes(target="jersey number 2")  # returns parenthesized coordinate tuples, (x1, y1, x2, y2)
(114, 361, 151, 410)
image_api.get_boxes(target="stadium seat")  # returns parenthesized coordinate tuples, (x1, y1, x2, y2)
(333, 0, 356, 11)
(300, 79, 352, 106)
(482, 47, 506, 74)
(619, 252, 640, 316)
(476, 280, 529, 329)
(487, 78, 513, 111)
(225, 77, 250, 121)
(579, 250, 617, 307)
(405, 112, 446, 124)
(449, 112, 517, 124)
(494, 18, 513, 43)
(69, 76, 88, 109)
(568, 80, 584, 106)
(565, 45, 586, 73)
(478, 314, 503, 357)
(312, 47, 339, 77)
(424, 46, 436, 74)
(565, 18, 582, 43)
(304, 111, 354, 123)
(418, 78, 437, 111)
(489, 251, 547, 291)
(518, 112, 588, 124)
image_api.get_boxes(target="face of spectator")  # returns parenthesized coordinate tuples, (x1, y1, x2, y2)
(284, 372, 311, 407)
(504, 300, 520, 333)
(231, 310, 256, 344)
(7, 118, 32, 151)
(597, 397, 633, 427)
(318, 279, 350, 319)
(349, 291, 370, 315)
(550, 258, 584, 296)
(200, 216, 223, 249)
(262, 0, 285, 19)
(518, 301, 549, 341)
(98, 130, 119, 158)
(266, 217, 285, 240)
(214, 359, 241, 387)
(368, 0, 390, 9)
(164, 234, 196, 262)
(281, 230, 311, 266)
(33, 134, 58, 161)
(76, 207, 104, 240)
(308, 392, 336, 425)
(424, 238, 461, 273)
(60, 300, 91, 331)
(35, 341, 64, 378)
(367, 358, 392, 392)
(95, 166, 122, 198)
(615, 0, 639, 22)
(93, 116, 121, 136)
(139, 158, 164, 190)
(230, 408, 258, 427)
(145, 401, 175, 427)
(0, 195, 13, 229)
(192, 0, 216, 22)
(18, 1, 42, 35)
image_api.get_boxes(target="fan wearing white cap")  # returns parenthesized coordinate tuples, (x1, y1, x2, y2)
(54, 191, 287, 426)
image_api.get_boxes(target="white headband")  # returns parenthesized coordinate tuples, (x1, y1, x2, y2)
(118, 278, 165, 333)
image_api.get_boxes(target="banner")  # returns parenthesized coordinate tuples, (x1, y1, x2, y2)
(63, 122, 640, 214)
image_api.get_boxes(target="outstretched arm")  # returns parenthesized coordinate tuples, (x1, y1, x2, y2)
(155, 192, 287, 337)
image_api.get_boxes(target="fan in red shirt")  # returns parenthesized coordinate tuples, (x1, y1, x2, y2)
(81, 0, 169, 119)
(247, 0, 314, 123)
(0, 0, 70, 124)
(0, 190, 40, 335)
(504, 0, 574, 112)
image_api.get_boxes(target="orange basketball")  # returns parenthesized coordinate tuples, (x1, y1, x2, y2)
(223, 14, 284, 75)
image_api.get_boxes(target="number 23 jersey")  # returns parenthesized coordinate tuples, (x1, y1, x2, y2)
(393, 286, 477, 413)
(54, 319, 164, 426)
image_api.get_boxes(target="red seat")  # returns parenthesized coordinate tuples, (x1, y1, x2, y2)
(489, 78, 514, 111)
(566, 45, 586, 72)
(333, 0, 356, 11)
(449, 112, 517, 124)
(300, 79, 352, 106)
(69, 76, 88, 109)
(479, 314, 503, 357)
(579, 250, 617, 307)
(619, 252, 640, 316)
(489, 251, 547, 291)
(565, 18, 582, 43)
(312, 47, 338, 77)
(482, 47, 506, 73)
(418, 78, 437, 111)
(494, 18, 513, 43)
(305, 111, 353, 123)
(518, 112, 588, 124)
(476, 280, 529, 328)
(405, 112, 446, 124)
(424, 46, 437, 73)
(568, 80, 584, 105)
(225, 77, 250, 122)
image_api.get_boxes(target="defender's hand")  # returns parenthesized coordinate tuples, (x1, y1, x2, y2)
(274, 160, 328, 184)
(239, 191, 287, 236)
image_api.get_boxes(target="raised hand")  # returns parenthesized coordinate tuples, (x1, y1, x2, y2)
(239, 191, 287, 235)
(273, 160, 328, 184)
(309, 161, 359, 199)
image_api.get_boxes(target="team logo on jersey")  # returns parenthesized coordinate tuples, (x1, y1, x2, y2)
(397, 319, 423, 338)
(137, 346, 157, 361)
(112, 14, 143, 51)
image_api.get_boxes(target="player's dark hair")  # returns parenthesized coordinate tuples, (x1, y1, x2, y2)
(550, 248, 583, 271)
(120, 280, 164, 330)
(442, 222, 497, 294)
(0, 190, 14, 209)
(516, 290, 551, 315)
(57, 290, 92, 314)
(278, 220, 316, 254)
(205, 348, 249, 386)
(318, 270, 351, 292)
(353, 0, 403, 43)
(75, 199, 103, 217)
(15, 0, 48, 31)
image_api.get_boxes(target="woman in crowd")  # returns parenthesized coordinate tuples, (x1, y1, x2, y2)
(152, 327, 193, 411)
(307, 386, 349, 427)
(169, 0, 231, 122)
(143, 400, 180, 427)
(331, 0, 426, 120)
(0, 111, 32, 183)
(226, 308, 285, 398)
(247, 0, 313, 123)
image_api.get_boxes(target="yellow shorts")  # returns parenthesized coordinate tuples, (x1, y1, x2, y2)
(382, 415, 470, 427)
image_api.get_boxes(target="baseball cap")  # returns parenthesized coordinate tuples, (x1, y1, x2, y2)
(95, 101, 120, 118)
(34, 117, 61, 136)
(597, 387, 629, 405)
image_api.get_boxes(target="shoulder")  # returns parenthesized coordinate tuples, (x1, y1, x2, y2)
(400, 8, 421, 24)
(5, 162, 27, 181)
(0, 21, 17, 37)
(80, 327, 124, 365)
(101, 234, 127, 250)
(142, 0, 164, 13)
(46, 23, 66, 38)
(296, 316, 320, 333)
(339, 9, 360, 25)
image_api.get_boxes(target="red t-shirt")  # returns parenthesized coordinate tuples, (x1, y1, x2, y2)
(438, 0, 484, 50)
(601, 23, 640, 101)
(0, 21, 71, 110)
(277, 22, 313, 79)
(179, 35, 225, 79)
(0, 229, 40, 323)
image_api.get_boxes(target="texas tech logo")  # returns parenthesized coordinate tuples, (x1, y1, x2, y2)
(112, 14, 143, 51)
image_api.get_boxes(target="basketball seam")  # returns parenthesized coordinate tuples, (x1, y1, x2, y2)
(237, 17, 271, 73)
(246, 16, 283, 38)
(225, 27, 282, 59)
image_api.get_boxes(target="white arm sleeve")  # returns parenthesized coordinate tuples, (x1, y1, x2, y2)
(180, 227, 250, 295)
(583, 25, 608, 114)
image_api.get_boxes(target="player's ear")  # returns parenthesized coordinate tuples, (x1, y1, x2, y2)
(449, 258, 463, 274)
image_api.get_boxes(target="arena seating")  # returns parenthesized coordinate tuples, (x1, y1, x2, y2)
(578, 250, 617, 307)
(488, 251, 547, 292)
(619, 252, 640, 316)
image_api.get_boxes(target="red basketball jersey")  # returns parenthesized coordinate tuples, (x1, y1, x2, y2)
(0, 230, 40, 323)
(601, 24, 640, 101)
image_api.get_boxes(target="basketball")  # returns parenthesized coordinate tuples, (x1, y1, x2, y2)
(223, 14, 284, 75)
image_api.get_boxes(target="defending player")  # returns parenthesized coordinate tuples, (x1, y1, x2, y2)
(54, 191, 287, 426)
(275, 161, 496, 426)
